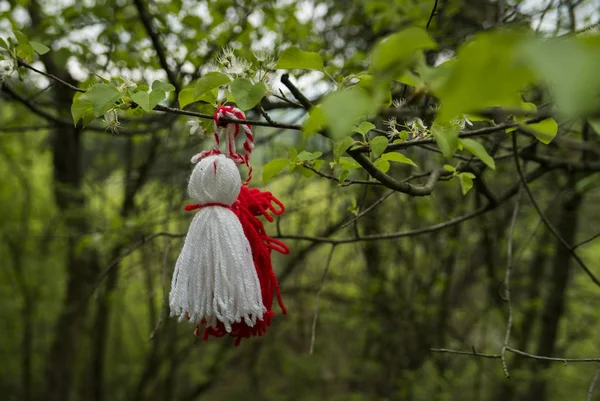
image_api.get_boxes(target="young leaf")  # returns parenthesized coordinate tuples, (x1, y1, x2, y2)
(369, 27, 437, 76)
(71, 92, 94, 127)
(382, 152, 418, 167)
(230, 78, 267, 110)
(333, 136, 355, 161)
(321, 86, 373, 139)
(131, 89, 166, 111)
(458, 173, 475, 195)
(520, 36, 600, 118)
(88, 84, 122, 116)
(30, 41, 50, 55)
(432, 121, 460, 158)
(303, 106, 326, 139)
(262, 158, 289, 184)
(194, 72, 230, 98)
(370, 136, 389, 159)
(353, 121, 376, 136)
(297, 151, 323, 162)
(178, 88, 195, 109)
(523, 118, 558, 144)
(437, 30, 532, 122)
(275, 47, 324, 71)
(339, 156, 361, 170)
(589, 119, 600, 136)
(374, 157, 391, 173)
(461, 138, 496, 170)
(152, 80, 176, 93)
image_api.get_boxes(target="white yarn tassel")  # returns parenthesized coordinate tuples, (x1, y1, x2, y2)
(169, 154, 265, 332)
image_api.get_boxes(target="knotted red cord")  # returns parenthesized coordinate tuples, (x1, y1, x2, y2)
(213, 105, 254, 183)
(185, 185, 288, 346)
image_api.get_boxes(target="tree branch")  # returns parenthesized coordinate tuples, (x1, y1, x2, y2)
(511, 132, 600, 288)
(132, 0, 181, 93)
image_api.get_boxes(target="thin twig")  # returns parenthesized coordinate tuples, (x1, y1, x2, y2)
(431, 347, 600, 363)
(573, 231, 600, 250)
(511, 133, 600, 288)
(426, 0, 439, 30)
(501, 189, 522, 378)
(309, 245, 336, 354)
(587, 365, 600, 401)
(148, 242, 172, 342)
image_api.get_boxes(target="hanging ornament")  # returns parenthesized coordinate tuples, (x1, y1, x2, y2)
(169, 106, 288, 346)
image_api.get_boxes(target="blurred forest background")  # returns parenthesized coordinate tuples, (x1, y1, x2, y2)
(1, 0, 600, 400)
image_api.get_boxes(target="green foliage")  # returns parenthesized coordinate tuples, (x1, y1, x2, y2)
(436, 30, 532, 121)
(521, 35, 600, 117)
(321, 87, 373, 139)
(432, 122, 460, 158)
(88, 84, 123, 116)
(275, 46, 324, 71)
(458, 172, 476, 195)
(353, 121, 376, 137)
(369, 26, 436, 80)
(230, 78, 267, 110)
(262, 158, 289, 184)
(193, 71, 231, 99)
(525, 118, 559, 144)
(381, 151, 417, 167)
(369, 136, 389, 159)
(303, 106, 326, 139)
(461, 138, 495, 170)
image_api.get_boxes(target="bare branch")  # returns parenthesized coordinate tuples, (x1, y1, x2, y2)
(511, 133, 600, 288)
(309, 245, 336, 354)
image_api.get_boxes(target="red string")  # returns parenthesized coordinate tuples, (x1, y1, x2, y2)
(198, 185, 288, 346)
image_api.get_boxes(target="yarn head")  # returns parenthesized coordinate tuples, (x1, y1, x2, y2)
(188, 154, 241, 205)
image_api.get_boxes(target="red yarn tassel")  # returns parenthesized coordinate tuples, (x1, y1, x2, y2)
(199, 185, 289, 346)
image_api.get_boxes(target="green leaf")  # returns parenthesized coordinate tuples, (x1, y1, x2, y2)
(437, 30, 532, 121)
(275, 46, 324, 71)
(374, 158, 390, 173)
(461, 138, 496, 170)
(370, 136, 389, 159)
(339, 156, 361, 170)
(131, 89, 166, 111)
(369, 27, 437, 77)
(432, 121, 460, 158)
(381, 152, 418, 167)
(152, 80, 176, 93)
(88, 84, 123, 116)
(14, 31, 29, 45)
(30, 41, 50, 55)
(321, 86, 373, 139)
(353, 121, 376, 136)
(298, 166, 315, 178)
(520, 36, 600, 118)
(339, 170, 350, 183)
(523, 118, 558, 144)
(297, 151, 322, 162)
(333, 136, 355, 161)
(178, 88, 195, 109)
(303, 106, 326, 139)
(458, 173, 475, 195)
(262, 158, 289, 184)
(71, 92, 94, 127)
(194, 72, 230, 98)
(443, 164, 455, 172)
(0, 38, 8, 50)
(230, 78, 267, 110)
(589, 119, 600, 136)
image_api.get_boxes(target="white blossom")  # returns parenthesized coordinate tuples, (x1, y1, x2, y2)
(103, 110, 121, 134)
(187, 119, 205, 136)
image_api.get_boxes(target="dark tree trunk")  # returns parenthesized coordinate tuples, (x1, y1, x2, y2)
(523, 184, 582, 401)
